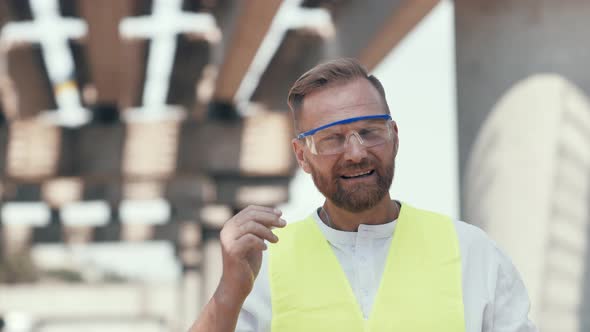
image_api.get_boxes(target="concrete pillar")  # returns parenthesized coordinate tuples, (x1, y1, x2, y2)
(456, 2, 590, 331)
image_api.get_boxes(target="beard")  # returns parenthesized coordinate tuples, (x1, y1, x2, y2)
(309, 155, 394, 213)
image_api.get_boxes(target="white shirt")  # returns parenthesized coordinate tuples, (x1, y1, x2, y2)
(236, 210, 538, 332)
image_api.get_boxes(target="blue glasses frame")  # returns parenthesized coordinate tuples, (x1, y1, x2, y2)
(297, 114, 392, 139)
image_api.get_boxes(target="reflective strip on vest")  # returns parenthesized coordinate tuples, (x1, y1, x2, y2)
(269, 203, 465, 332)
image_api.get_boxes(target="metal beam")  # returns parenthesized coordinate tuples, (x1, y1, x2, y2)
(166, 37, 209, 111)
(4, 46, 56, 118)
(72, 124, 126, 178)
(178, 112, 295, 176)
(0, 127, 8, 176)
(250, 30, 325, 110)
(78, 0, 148, 110)
(251, 0, 409, 110)
(0, 117, 293, 179)
(2, 182, 43, 201)
(177, 118, 242, 174)
(5, 120, 61, 180)
(213, 175, 290, 207)
(212, 0, 282, 102)
(359, 0, 440, 71)
(28, 214, 178, 244)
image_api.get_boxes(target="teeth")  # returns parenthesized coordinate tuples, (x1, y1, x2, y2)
(343, 170, 372, 178)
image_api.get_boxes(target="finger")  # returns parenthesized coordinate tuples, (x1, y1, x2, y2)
(235, 220, 279, 243)
(234, 233, 268, 254)
(236, 209, 286, 228)
(249, 211, 285, 228)
(241, 205, 283, 217)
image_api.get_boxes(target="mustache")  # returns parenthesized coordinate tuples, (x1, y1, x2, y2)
(335, 159, 374, 173)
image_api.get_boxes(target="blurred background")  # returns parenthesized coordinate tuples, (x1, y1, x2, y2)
(0, 0, 588, 331)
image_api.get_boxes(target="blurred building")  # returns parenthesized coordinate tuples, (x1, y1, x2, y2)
(464, 75, 590, 331)
(456, 1, 590, 331)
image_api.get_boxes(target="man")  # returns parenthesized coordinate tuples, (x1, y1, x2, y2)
(190, 58, 537, 332)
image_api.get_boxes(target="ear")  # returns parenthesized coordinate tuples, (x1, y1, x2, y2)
(392, 121, 399, 157)
(292, 138, 312, 174)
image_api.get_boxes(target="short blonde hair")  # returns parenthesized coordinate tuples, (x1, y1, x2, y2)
(287, 58, 390, 131)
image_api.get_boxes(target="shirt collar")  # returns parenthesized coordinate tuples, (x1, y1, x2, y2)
(311, 207, 398, 245)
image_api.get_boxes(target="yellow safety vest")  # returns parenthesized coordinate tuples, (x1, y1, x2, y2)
(269, 203, 465, 332)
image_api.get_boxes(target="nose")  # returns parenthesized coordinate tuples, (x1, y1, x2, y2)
(343, 132, 367, 162)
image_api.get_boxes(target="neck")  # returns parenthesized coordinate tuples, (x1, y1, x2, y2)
(321, 196, 400, 232)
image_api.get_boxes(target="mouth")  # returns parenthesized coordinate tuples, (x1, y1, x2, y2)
(340, 169, 375, 179)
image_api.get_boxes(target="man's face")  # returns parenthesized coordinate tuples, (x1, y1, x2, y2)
(292, 78, 399, 212)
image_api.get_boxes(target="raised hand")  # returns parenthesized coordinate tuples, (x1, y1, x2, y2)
(218, 205, 286, 302)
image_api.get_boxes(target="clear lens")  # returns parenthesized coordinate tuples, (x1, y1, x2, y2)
(306, 119, 392, 155)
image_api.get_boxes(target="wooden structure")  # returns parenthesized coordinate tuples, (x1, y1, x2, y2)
(0, 0, 437, 330)
(0, 0, 439, 259)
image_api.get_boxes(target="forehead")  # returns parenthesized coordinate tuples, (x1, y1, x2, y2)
(299, 78, 386, 130)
